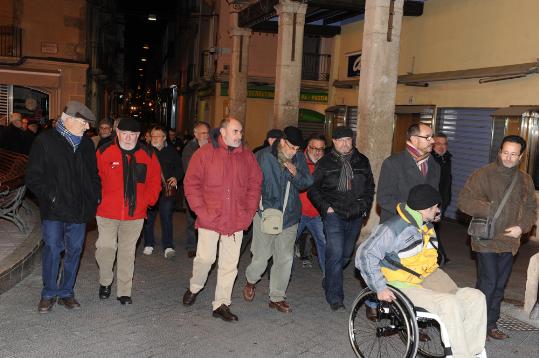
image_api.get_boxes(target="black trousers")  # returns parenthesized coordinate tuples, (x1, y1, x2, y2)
(476, 252, 513, 329)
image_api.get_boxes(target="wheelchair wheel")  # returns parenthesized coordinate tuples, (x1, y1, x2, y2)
(416, 317, 445, 358)
(349, 287, 419, 358)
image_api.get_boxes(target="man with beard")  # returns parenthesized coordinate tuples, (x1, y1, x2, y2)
(182, 118, 262, 322)
(458, 135, 537, 340)
(308, 127, 375, 310)
(243, 126, 313, 313)
(95, 117, 161, 304)
(378, 123, 440, 223)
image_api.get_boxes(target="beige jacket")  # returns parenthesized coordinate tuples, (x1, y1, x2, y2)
(458, 158, 537, 255)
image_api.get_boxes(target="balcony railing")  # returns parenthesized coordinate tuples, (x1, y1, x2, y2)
(0, 26, 22, 58)
(302, 53, 331, 81)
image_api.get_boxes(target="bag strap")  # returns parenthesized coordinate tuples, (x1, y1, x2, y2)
(384, 255, 422, 279)
(259, 180, 291, 212)
(493, 172, 519, 221)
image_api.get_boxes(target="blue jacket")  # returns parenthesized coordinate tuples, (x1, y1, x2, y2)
(256, 145, 313, 229)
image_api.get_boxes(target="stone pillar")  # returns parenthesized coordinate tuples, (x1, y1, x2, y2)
(228, 14, 251, 124)
(273, 0, 308, 128)
(357, 0, 404, 232)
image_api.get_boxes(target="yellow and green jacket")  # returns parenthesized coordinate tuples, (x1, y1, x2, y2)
(355, 203, 439, 292)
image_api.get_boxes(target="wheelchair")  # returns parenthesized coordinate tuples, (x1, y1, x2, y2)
(348, 285, 487, 358)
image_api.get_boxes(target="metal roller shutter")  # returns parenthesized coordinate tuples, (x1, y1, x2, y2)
(436, 108, 495, 220)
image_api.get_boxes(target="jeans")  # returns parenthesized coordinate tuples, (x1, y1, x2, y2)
(296, 215, 326, 275)
(143, 195, 174, 250)
(185, 201, 197, 251)
(323, 213, 362, 305)
(41, 220, 86, 299)
(476, 252, 513, 329)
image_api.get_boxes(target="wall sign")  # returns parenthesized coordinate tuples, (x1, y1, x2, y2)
(347, 52, 362, 78)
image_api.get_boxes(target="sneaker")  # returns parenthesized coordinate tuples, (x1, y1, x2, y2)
(294, 244, 301, 258)
(143, 246, 154, 255)
(164, 248, 176, 259)
(301, 259, 312, 268)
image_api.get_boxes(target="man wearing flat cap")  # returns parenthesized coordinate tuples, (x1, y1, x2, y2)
(95, 117, 161, 305)
(26, 100, 101, 313)
(308, 126, 375, 310)
(356, 184, 487, 358)
(243, 126, 313, 313)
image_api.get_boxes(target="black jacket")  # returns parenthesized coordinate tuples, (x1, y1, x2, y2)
(308, 148, 375, 220)
(25, 129, 101, 223)
(154, 144, 184, 182)
(431, 151, 452, 211)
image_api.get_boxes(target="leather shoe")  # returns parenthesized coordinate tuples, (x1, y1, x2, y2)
(366, 306, 380, 322)
(269, 300, 291, 313)
(187, 250, 196, 258)
(212, 304, 238, 322)
(330, 303, 345, 311)
(487, 328, 508, 340)
(243, 282, 256, 302)
(99, 285, 111, 299)
(37, 297, 56, 313)
(182, 289, 198, 306)
(58, 297, 81, 310)
(117, 296, 132, 305)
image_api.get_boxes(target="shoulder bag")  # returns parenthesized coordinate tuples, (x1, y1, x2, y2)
(259, 181, 290, 235)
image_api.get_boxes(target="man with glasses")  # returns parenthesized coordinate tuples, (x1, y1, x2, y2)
(243, 126, 313, 313)
(95, 117, 161, 305)
(378, 123, 441, 223)
(92, 118, 114, 150)
(458, 135, 537, 340)
(308, 127, 375, 310)
(295, 133, 327, 271)
(26, 101, 101, 313)
(142, 125, 183, 258)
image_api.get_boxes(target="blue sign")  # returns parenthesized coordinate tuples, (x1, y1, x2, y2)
(347, 53, 362, 77)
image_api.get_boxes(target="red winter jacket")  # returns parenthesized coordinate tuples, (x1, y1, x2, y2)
(299, 151, 320, 217)
(96, 141, 162, 220)
(184, 133, 262, 235)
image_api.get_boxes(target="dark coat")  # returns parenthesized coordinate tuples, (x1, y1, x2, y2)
(0, 124, 30, 154)
(308, 148, 375, 220)
(377, 151, 441, 222)
(25, 129, 101, 223)
(181, 139, 201, 174)
(154, 144, 184, 182)
(256, 144, 313, 229)
(431, 151, 452, 211)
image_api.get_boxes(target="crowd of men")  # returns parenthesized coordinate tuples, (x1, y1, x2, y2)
(7, 100, 536, 357)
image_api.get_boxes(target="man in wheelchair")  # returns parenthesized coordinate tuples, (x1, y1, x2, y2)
(356, 184, 487, 358)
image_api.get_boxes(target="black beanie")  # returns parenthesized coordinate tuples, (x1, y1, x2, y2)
(407, 184, 441, 210)
(117, 117, 141, 132)
(332, 126, 354, 139)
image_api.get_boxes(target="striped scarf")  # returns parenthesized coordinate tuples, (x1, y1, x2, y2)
(56, 119, 82, 152)
(406, 144, 429, 176)
(333, 148, 354, 192)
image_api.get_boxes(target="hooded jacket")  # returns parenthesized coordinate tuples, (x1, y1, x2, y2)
(457, 157, 537, 255)
(184, 129, 262, 235)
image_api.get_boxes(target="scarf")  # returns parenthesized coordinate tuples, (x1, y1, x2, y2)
(120, 143, 139, 217)
(333, 148, 354, 192)
(56, 119, 82, 152)
(407, 143, 430, 176)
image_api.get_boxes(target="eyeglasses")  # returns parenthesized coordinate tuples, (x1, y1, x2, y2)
(413, 134, 434, 141)
(308, 145, 325, 152)
(73, 117, 89, 126)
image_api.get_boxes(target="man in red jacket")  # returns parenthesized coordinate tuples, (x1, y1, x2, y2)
(182, 117, 262, 322)
(95, 117, 161, 305)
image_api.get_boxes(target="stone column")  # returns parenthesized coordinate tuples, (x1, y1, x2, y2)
(273, 0, 308, 128)
(357, 0, 404, 232)
(228, 15, 252, 124)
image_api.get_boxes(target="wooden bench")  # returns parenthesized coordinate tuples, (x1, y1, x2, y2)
(0, 148, 28, 233)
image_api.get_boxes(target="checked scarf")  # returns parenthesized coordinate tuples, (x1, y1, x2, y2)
(56, 118, 82, 152)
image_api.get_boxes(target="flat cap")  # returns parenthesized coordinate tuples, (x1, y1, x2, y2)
(283, 126, 304, 147)
(63, 101, 96, 124)
(332, 126, 354, 139)
(266, 128, 283, 139)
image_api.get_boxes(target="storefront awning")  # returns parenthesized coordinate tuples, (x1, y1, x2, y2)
(491, 105, 539, 117)
(0, 67, 61, 88)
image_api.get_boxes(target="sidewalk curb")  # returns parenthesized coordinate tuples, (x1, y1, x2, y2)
(0, 200, 42, 295)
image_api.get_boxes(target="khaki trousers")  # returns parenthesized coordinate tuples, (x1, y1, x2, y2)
(95, 216, 144, 297)
(245, 214, 298, 302)
(401, 269, 487, 358)
(190, 228, 243, 310)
